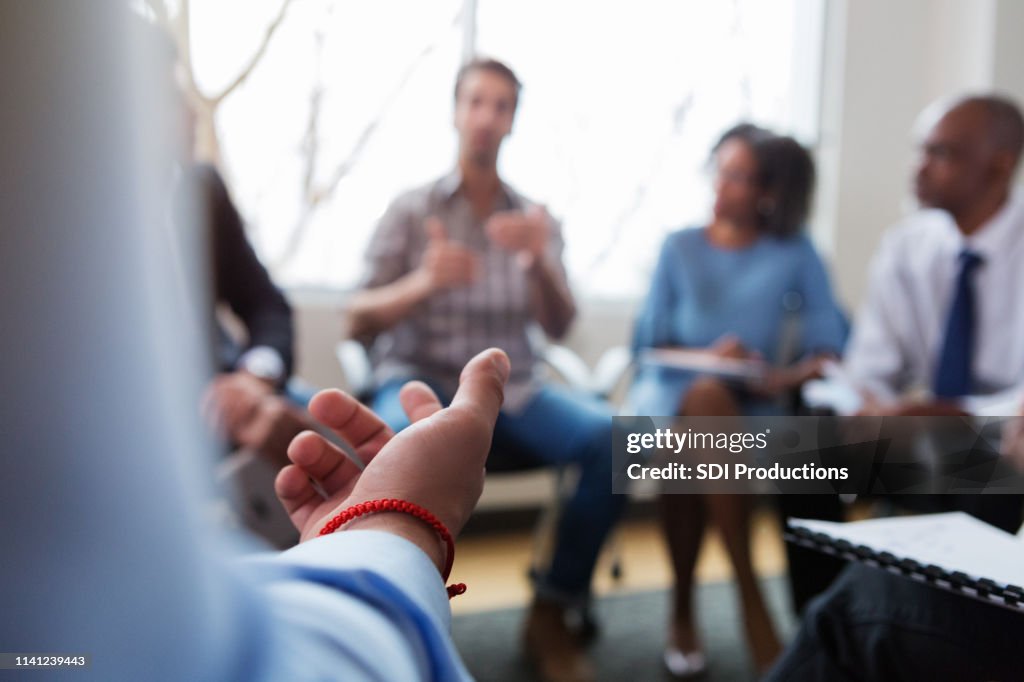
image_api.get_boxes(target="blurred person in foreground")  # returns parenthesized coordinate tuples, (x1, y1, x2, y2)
(0, 6, 506, 680)
(624, 124, 846, 676)
(346, 58, 625, 682)
(155, 24, 314, 545)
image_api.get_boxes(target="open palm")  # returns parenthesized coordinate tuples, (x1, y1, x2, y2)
(275, 348, 510, 543)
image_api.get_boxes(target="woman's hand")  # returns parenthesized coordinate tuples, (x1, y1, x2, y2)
(709, 334, 754, 360)
(752, 355, 830, 397)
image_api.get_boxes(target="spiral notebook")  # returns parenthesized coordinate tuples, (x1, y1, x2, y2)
(786, 512, 1024, 613)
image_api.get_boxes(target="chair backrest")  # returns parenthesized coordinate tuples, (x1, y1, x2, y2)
(540, 342, 635, 402)
(335, 339, 375, 402)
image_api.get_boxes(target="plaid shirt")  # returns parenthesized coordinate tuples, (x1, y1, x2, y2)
(358, 170, 568, 412)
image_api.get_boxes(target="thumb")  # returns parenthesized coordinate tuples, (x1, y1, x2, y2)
(449, 348, 510, 426)
(425, 216, 448, 243)
(399, 380, 443, 423)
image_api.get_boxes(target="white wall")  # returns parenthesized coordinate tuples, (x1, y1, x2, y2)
(818, 0, 1023, 313)
(993, 0, 1024, 97)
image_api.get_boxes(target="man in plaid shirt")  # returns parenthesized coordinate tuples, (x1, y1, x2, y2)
(346, 58, 624, 682)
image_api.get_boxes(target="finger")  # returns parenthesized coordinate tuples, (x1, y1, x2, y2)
(449, 348, 511, 425)
(308, 389, 394, 456)
(449, 243, 480, 257)
(399, 380, 443, 423)
(525, 206, 550, 238)
(274, 464, 320, 529)
(275, 463, 317, 511)
(221, 396, 257, 439)
(287, 430, 348, 479)
(485, 217, 513, 244)
(440, 248, 478, 268)
(425, 216, 448, 242)
(449, 256, 479, 279)
(488, 232, 517, 250)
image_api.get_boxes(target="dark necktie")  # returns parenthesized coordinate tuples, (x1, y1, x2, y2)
(934, 250, 985, 398)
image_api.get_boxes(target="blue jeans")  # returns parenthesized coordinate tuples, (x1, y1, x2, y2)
(765, 562, 1024, 681)
(372, 378, 626, 605)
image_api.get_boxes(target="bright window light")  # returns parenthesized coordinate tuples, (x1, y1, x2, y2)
(190, 0, 824, 298)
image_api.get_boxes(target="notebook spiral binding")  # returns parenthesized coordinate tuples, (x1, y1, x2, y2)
(784, 525, 1024, 613)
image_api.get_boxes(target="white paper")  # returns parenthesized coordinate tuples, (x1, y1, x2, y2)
(800, 360, 864, 415)
(791, 512, 1024, 588)
(638, 348, 765, 380)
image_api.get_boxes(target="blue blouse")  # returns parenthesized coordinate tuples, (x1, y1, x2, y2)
(624, 227, 847, 416)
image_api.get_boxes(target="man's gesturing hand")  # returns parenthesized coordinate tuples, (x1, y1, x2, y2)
(417, 216, 480, 292)
(275, 348, 510, 570)
(485, 205, 551, 264)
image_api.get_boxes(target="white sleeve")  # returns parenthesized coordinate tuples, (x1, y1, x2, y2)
(962, 387, 1024, 417)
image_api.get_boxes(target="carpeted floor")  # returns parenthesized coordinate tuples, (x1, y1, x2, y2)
(452, 577, 797, 682)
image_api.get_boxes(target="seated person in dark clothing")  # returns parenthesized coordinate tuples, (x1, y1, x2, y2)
(181, 163, 310, 469)
(764, 554, 1024, 682)
(155, 30, 312, 544)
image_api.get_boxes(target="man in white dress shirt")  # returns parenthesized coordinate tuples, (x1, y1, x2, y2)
(844, 94, 1024, 532)
(766, 95, 1024, 681)
(845, 95, 1024, 416)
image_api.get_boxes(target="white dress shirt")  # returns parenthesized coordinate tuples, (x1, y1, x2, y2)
(844, 193, 1024, 412)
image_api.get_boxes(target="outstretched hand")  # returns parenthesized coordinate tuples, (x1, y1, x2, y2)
(275, 348, 510, 568)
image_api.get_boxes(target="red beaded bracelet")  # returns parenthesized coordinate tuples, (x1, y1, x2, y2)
(318, 498, 467, 599)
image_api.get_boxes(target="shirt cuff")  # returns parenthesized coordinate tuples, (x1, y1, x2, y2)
(244, 530, 451, 630)
(236, 346, 286, 384)
(962, 388, 1024, 417)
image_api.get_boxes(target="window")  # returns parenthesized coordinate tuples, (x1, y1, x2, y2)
(190, 0, 825, 297)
